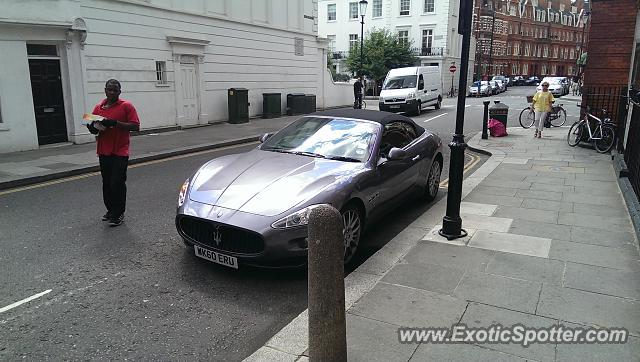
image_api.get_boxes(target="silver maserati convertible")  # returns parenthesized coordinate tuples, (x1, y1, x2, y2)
(175, 109, 443, 269)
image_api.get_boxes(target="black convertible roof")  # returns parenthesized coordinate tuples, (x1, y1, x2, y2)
(309, 109, 425, 135)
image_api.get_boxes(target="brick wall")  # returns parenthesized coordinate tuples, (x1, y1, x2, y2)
(583, 0, 638, 87)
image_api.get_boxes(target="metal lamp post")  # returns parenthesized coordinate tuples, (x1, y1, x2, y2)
(439, 0, 474, 240)
(359, 0, 368, 77)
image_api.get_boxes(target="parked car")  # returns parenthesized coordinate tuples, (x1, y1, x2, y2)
(511, 76, 526, 86)
(525, 76, 541, 86)
(175, 109, 443, 269)
(491, 75, 508, 91)
(488, 80, 500, 94)
(536, 77, 565, 96)
(468, 81, 491, 96)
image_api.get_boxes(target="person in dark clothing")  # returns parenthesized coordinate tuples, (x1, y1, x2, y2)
(353, 76, 364, 109)
(86, 79, 140, 226)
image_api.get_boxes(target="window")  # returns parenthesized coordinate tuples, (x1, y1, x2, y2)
(27, 44, 58, 57)
(398, 30, 409, 46)
(372, 0, 382, 17)
(327, 4, 336, 21)
(155, 61, 167, 85)
(327, 35, 336, 51)
(400, 0, 411, 16)
(380, 122, 418, 156)
(349, 34, 359, 50)
(423, 0, 434, 13)
(349, 2, 358, 19)
(421, 29, 433, 53)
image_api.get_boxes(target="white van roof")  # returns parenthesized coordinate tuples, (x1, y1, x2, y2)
(387, 66, 439, 76)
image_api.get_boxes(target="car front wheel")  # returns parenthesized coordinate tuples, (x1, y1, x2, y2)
(424, 159, 442, 202)
(342, 204, 363, 264)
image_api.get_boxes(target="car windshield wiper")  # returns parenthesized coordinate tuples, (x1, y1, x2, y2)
(290, 151, 327, 158)
(263, 147, 291, 153)
(325, 155, 361, 162)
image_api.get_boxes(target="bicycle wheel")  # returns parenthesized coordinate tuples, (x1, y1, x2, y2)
(551, 108, 566, 127)
(567, 121, 584, 147)
(361, 100, 367, 109)
(594, 125, 615, 153)
(519, 108, 535, 128)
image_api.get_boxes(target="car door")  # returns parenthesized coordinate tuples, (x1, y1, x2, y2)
(368, 122, 420, 209)
(417, 74, 426, 105)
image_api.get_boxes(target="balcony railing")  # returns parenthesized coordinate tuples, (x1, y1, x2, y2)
(330, 51, 350, 60)
(410, 47, 444, 56)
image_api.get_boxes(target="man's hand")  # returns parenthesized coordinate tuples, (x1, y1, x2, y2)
(100, 118, 118, 127)
(86, 122, 100, 135)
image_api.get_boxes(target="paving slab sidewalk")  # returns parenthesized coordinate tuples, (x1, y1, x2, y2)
(247, 126, 640, 362)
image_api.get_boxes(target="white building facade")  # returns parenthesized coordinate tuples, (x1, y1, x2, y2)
(0, 0, 352, 153)
(318, 0, 475, 92)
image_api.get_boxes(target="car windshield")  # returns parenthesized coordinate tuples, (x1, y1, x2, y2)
(260, 117, 379, 162)
(382, 75, 417, 90)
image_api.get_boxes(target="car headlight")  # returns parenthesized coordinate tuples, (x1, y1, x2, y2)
(407, 92, 415, 99)
(271, 204, 324, 229)
(178, 178, 190, 207)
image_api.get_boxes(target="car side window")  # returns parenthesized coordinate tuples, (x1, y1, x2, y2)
(418, 75, 424, 90)
(379, 121, 418, 157)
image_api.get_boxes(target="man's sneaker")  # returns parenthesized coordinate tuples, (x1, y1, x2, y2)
(101, 212, 112, 221)
(109, 214, 124, 227)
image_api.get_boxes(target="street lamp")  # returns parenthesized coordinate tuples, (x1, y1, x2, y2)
(359, 0, 368, 77)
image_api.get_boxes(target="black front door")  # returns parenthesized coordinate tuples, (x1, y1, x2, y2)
(29, 59, 68, 145)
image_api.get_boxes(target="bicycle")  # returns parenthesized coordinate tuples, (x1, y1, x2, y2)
(519, 102, 567, 128)
(353, 99, 367, 109)
(567, 105, 616, 153)
(447, 87, 458, 98)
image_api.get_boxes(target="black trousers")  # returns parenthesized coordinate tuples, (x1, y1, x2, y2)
(99, 155, 129, 217)
(354, 93, 363, 109)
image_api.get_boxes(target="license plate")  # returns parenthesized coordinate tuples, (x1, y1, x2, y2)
(194, 245, 238, 269)
(390, 105, 401, 109)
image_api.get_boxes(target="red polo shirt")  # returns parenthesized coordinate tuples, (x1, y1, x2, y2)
(92, 98, 140, 156)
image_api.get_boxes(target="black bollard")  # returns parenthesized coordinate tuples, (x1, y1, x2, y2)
(308, 204, 347, 362)
(482, 101, 490, 139)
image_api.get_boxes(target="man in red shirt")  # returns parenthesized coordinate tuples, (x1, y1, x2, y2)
(86, 79, 140, 226)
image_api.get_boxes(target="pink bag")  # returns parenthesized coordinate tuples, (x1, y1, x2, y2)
(488, 118, 508, 137)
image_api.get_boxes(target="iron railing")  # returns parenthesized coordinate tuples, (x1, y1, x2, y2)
(580, 86, 629, 151)
(410, 47, 445, 56)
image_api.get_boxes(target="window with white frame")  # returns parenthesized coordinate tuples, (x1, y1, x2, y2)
(512, 64, 518, 75)
(349, 2, 358, 19)
(421, 29, 433, 52)
(372, 0, 382, 17)
(327, 4, 336, 21)
(349, 34, 358, 50)
(327, 35, 336, 51)
(523, 63, 528, 74)
(544, 46, 549, 57)
(155, 61, 167, 85)
(424, 0, 434, 13)
(398, 30, 409, 46)
(400, 0, 411, 16)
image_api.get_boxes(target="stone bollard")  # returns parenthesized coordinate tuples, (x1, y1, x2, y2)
(482, 100, 490, 139)
(308, 204, 347, 362)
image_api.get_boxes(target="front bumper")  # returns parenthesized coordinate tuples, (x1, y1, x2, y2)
(176, 200, 309, 268)
(378, 98, 419, 113)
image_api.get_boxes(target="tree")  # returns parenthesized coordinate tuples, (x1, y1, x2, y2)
(345, 28, 418, 94)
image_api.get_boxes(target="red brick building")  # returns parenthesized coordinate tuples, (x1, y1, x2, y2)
(474, 0, 590, 79)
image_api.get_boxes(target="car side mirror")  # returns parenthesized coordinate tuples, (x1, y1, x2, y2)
(387, 147, 407, 160)
(259, 133, 273, 143)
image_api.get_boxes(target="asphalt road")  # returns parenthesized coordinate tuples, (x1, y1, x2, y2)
(0, 86, 567, 360)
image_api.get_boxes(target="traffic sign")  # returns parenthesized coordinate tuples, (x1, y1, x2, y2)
(449, 65, 457, 73)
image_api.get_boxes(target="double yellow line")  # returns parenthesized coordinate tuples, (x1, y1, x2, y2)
(439, 152, 481, 188)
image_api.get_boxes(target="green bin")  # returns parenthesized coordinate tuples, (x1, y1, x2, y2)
(489, 101, 509, 128)
(228, 88, 249, 124)
(262, 93, 281, 118)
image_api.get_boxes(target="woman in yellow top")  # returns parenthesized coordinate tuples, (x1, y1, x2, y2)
(531, 81, 555, 138)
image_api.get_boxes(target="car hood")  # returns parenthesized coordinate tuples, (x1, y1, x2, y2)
(380, 88, 415, 98)
(188, 149, 363, 217)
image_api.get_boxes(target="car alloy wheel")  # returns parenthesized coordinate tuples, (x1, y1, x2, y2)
(342, 205, 362, 264)
(424, 160, 441, 202)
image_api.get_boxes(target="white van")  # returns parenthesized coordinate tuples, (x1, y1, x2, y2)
(378, 66, 443, 116)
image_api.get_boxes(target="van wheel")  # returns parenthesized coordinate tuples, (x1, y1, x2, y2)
(413, 102, 422, 116)
(435, 97, 442, 110)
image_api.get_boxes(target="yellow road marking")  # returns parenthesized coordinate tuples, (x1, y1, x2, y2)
(439, 152, 482, 188)
(0, 142, 258, 196)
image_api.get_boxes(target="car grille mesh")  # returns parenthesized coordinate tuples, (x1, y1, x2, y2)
(177, 216, 265, 255)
